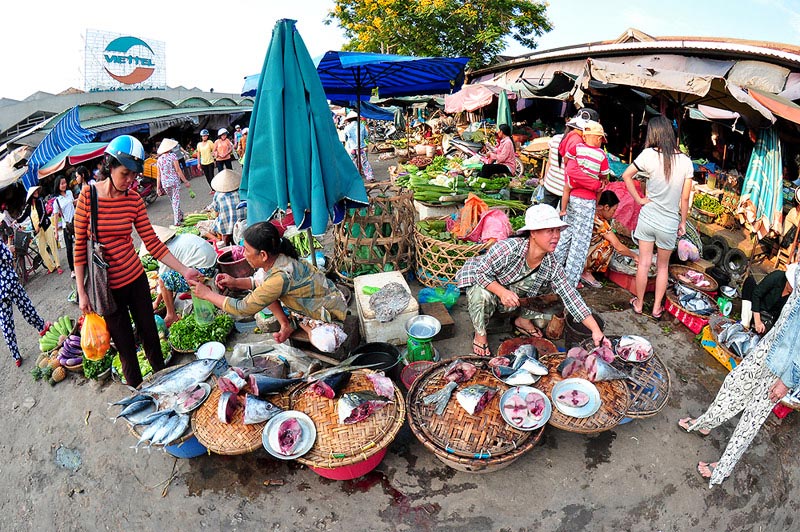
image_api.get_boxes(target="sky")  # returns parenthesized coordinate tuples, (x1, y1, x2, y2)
(2, 0, 800, 101)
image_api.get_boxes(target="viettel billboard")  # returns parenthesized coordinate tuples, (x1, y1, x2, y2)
(84, 29, 166, 91)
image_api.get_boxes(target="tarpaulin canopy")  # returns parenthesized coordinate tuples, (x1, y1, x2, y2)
(37, 142, 108, 179)
(240, 19, 368, 236)
(330, 100, 395, 121)
(22, 106, 95, 189)
(445, 84, 515, 113)
(748, 88, 800, 126)
(497, 90, 512, 131)
(574, 58, 776, 128)
(737, 127, 783, 240)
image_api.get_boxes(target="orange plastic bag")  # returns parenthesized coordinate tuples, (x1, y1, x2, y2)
(81, 312, 111, 361)
(452, 193, 488, 239)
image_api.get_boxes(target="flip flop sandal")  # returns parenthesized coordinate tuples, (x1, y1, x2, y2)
(581, 276, 603, 288)
(697, 462, 716, 480)
(472, 341, 492, 357)
(513, 325, 542, 338)
(630, 297, 643, 315)
(679, 417, 710, 437)
(651, 308, 665, 321)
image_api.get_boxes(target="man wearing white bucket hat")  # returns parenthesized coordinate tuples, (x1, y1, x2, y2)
(456, 204, 605, 357)
(156, 139, 191, 225)
(210, 169, 247, 245)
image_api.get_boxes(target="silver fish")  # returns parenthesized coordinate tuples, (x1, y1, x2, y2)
(119, 402, 157, 426)
(586, 354, 629, 382)
(160, 414, 191, 448)
(503, 369, 538, 386)
(338, 391, 392, 424)
(139, 359, 218, 397)
(148, 413, 181, 450)
(109, 394, 152, 408)
(307, 354, 380, 382)
(456, 385, 497, 415)
(114, 397, 155, 422)
(421, 381, 458, 415)
(520, 358, 549, 376)
(135, 409, 175, 426)
(243, 394, 283, 425)
(131, 413, 173, 452)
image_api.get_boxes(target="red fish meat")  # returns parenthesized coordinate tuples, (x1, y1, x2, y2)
(557, 357, 582, 379)
(488, 356, 511, 368)
(566, 347, 589, 362)
(586, 354, 628, 382)
(556, 389, 589, 408)
(217, 391, 239, 423)
(443, 359, 478, 383)
(503, 394, 527, 426)
(366, 372, 394, 398)
(277, 417, 303, 455)
(526, 393, 545, 419)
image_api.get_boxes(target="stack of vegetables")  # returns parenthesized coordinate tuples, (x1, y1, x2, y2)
(182, 212, 213, 227)
(168, 313, 234, 353)
(693, 194, 724, 216)
(38, 315, 75, 353)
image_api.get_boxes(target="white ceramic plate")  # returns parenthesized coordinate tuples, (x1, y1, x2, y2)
(173, 383, 211, 414)
(551, 378, 601, 419)
(262, 411, 316, 460)
(614, 335, 654, 363)
(196, 341, 225, 360)
(499, 386, 551, 431)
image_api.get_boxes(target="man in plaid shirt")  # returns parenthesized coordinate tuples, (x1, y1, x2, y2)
(210, 169, 247, 245)
(456, 204, 604, 357)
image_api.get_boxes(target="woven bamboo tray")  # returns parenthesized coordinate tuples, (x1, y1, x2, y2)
(669, 265, 718, 293)
(497, 337, 558, 358)
(333, 183, 415, 286)
(666, 288, 719, 319)
(536, 353, 630, 434)
(414, 218, 493, 288)
(407, 356, 542, 473)
(610, 354, 671, 418)
(288, 370, 406, 469)
(191, 381, 291, 455)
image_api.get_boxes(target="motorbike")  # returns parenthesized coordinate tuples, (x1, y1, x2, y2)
(133, 175, 158, 205)
(443, 128, 525, 179)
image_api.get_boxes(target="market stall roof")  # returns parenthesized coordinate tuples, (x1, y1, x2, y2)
(329, 100, 395, 121)
(370, 95, 445, 109)
(243, 51, 469, 101)
(748, 88, 800, 125)
(37, 142, 108, 179)
(445, 83, 516, 113)
(574, 58, 776, 128)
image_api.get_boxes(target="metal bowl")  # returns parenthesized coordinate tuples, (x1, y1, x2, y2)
(720, 285, 737, 298)
(405, 315, 441, 339)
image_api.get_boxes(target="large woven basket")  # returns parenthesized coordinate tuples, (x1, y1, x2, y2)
(497, 337, 558, 358)
(611, 353, 671, 418)
(191, 381, 291, 455)
(665, 288, 719, 320)
(413, 218, 493, 288)
(536, 353, 630, 434)
(406, 356, 543, 473)
(333, 183, 415, 286)
(288, 370, 406, 469)
(669, 265, 718, 294)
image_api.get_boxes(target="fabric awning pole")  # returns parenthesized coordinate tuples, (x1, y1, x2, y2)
(356, 85, 363, 176)
(307, 227, 317, 268)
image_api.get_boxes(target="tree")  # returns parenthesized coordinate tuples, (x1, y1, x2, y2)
(326, 0, 552, 68)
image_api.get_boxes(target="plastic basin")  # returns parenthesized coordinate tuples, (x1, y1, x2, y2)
(309, 448, 388, 480)
(350, 343, 402, 382)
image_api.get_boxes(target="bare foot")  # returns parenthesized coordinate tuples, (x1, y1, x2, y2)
(698, 461, 718, 479)
(678, 417, 710, 436)
(513, 317, 542, 337)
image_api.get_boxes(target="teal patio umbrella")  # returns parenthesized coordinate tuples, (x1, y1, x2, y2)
(736, 127, 782, 241)
(496, 90, 513, 133)
(240, 19, 368, 236)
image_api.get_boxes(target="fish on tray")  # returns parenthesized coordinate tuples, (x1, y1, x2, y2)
(456, 385, 497, 415)
(493, 367, 537, 385)
(615, 336, 652, 362)
(526, 393, 546, 419)
(503, 394, 528, 426)
(243, 394, 283, 425)
(217, 391, 240, 424)
(367, 372, 395, 398)
(138, 358, 217, 397)
(176, 384, 208, 412)
(589, 343, 615, 364)
(307, 372, 351, 399)
(488, 356, 511, 368)
(338, 391, 393, 424)
(566, 346, 589, 363)
(675, 284, 715, 315)
(443, 359, 477, 383)
(217, 368, 248, 394)
(555, 389, 590, 408)
(249, 375, 302, 397)
(114, 395, 155, 422)
(585, 354, 629, 382)
(277, 418, 303, 455)
(557, 357, 583, 379)
(421, 381, 458, 416)
(131, 413, 173, 452)
(158, 414, 191, 448)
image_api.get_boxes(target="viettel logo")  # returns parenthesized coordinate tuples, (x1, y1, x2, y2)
(103, 36, 155, 84)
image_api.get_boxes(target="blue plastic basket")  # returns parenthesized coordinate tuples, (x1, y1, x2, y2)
(165, 435, 207, 459)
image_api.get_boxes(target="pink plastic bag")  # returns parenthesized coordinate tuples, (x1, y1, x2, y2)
(464, 209, 512, 243)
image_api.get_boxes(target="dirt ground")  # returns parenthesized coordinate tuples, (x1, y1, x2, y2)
(2, 155, 798, 532)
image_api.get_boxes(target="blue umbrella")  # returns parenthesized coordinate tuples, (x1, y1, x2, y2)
(240, 19, 368, 236)
(736, 127, 783, 240)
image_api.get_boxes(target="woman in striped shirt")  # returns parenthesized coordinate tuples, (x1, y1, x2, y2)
(73, 136, 202, 387)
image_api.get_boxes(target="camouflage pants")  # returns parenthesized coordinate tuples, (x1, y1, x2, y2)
(466, 281, 539, 336)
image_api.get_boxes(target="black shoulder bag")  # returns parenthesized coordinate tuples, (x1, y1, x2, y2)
(83, 185, 117, 315)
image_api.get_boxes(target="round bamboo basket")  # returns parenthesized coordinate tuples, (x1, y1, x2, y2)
(333, 183, 415, 286)
(413, 218, 493, 288)
(192, 383, 291, 455)
(289, 370, 406, 469)
(669, 265, 718, 293)
(406, 356, 542, 473)
(497, 337, 558, 358)
(611, 354, 671, 418)
(535, 353, 630, 434)
(665, 288, 719, 320)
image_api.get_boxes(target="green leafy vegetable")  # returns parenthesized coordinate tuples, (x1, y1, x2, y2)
(168, 313, 234, 351)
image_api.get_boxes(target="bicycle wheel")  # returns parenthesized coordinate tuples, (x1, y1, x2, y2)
(28, 252, 41, 276)
(15, 253, 32, 284)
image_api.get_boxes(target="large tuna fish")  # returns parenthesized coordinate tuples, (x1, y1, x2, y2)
(337, 392, 392, 424)
(456, 385, 497, 415)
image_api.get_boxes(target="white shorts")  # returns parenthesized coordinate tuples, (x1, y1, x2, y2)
(634, 216, 678, 250)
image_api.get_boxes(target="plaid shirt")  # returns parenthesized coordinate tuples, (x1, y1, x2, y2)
(456, 237, 591, 322)
(213, 190, 246, 236)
